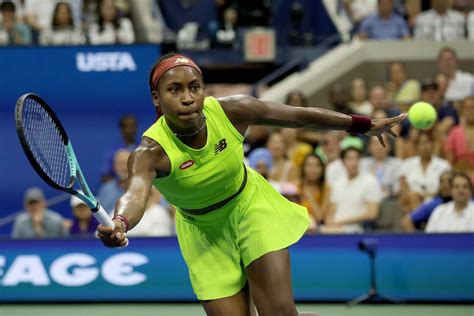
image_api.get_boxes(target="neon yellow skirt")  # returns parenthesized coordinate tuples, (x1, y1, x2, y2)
(175, 167, 309, 300)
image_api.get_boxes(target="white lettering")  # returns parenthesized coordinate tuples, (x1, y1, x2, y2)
(102, 253, 148, 286)
(50, 254, 99, 287)
(76, 52, 137, 72)
(2, 255, 50, 286)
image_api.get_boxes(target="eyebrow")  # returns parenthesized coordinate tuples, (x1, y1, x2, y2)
(164, 79, 201, 87)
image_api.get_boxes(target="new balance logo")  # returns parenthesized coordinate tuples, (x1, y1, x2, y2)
(214, 139, 227, 155)
(175, 58, 189, 64)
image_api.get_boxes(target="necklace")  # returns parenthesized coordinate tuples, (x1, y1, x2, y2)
(173, 116, 206, 137)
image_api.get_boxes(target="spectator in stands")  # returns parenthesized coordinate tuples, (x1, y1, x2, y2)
(399, 131, 451, 212)
(444, 96, 474, 183)
(127, 187, 174, 237)
(361, 135, 401, 198)
(299, 153, 330, 233)
(39, 2, 86, 46)
(266, 131, 300, 192)
(437, 47, 474, 103)
(97, 148, 131, 214)
(386, 62, 421, 108)
(358, 0, 410, 40)
(349, 78, 373, 116)
(435, 72, 449, 100)
(247, 147, 272, 179)
(323, 146, 383, 233)
(0, 1, 31, 45)
(11, 187, 67, 239)
(88, 0, 135, 45)
(328, 83, 352, 115)
(369, 85, 388, 111)
(24, 0, 81, 41)
(67, 194, 99, 237)
(243, 125, 268, 156)
(425, 171, 474, 232)
(420, 78, 459, 154)
(414, 0, 465, 41)
(326, 135, 363, 186)
(468, 10, 474, 40)
(401, 170, 453, 231)
(286, 90, 320, 146)
(100, 114, 138, 183)
(280, 127, 313, 168)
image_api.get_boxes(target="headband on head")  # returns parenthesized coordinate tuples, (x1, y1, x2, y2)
(151, 55, 202, 89)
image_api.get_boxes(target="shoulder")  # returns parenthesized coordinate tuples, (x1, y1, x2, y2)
(432, 201, 452, 216)
(120, 18, 133, 28)
(217, 94, 263, 122)
(448, 10, 465, 21)
(14, 213, 30, 224)
(134, 137, 167, 161)
(133, 136, 169, 175)
(432, 156, 450, 168)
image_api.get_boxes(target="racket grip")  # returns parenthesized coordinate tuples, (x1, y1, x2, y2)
(94, 204, 129, 248)
(94, 204, 114, 227)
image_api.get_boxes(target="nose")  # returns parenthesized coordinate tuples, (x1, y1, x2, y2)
(182, 89, 194, 106)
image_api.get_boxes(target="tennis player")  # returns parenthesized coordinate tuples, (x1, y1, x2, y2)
(98, 53, 406, 316)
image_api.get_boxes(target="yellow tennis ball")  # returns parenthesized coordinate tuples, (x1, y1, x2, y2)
(408, 102, 437, 129)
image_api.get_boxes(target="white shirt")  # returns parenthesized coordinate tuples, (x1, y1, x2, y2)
(326, 159, 347, 186)
(331, 173, 383, 231)
(445, 70, 474, 102)
(350, 100, 373, 116)
(39, 27, 86, 45)
(126, 204, 174, 237)
(360, 156, 402, 197)
(425, 201, 474, 233)
(88, 18, 135, 45)
(400, 156, 451, 196)
(414, 9, 465, 41)
(468, 11, 474, 41)
(24, 0, 80, 30)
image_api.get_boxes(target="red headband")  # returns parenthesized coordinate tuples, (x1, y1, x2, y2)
(151, 55, 201, 89)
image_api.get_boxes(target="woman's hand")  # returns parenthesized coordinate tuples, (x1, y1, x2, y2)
(365, 113, 407, 147)
(97, 220, 128, 248)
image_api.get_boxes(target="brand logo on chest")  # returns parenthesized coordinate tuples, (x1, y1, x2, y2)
(213, 138, 227, 155)
(179, 160, 195, 170)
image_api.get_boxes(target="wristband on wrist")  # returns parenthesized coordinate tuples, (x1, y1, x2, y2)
(112, 215, 129, 232)
(347, 114, 372, 134)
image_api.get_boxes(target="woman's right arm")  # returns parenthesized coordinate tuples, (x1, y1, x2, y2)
(97, 137, 165, 247)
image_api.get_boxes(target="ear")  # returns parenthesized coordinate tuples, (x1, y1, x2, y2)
(151, 91, 160, 107)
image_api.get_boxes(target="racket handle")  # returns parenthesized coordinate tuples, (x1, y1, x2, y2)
(94, 204, 114, 227)
(94, 204, 129, 248)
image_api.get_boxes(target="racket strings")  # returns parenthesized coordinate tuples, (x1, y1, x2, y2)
(22, 99, 71, 188)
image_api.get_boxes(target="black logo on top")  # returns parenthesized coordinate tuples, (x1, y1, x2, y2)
(214, 138, 227, 155)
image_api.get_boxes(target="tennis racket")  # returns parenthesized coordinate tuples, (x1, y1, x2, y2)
(15, 93, 128, 247)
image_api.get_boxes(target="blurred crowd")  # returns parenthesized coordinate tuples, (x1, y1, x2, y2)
(1, 0, 474, 47)
(10, 44, 474, 239)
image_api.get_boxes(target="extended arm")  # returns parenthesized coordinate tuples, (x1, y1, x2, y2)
(97, 137, 165, 247)
(220, 95, 405, 146)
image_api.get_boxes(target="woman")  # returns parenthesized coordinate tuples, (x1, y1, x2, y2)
(98, 53, 405, 315)
(88, 0, 134, 45)
(39, 2, 86, 46)
(349, 78, 373, 116)
(386, 62, 420, 108)
(299, 153, 330, 233)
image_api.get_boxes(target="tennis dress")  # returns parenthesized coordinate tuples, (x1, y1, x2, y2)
(143, 96, 309, 300)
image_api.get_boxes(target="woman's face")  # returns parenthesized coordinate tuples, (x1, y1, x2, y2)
(390, 63, 406, 85)
(267, 133, 285, 159)
(416, 134, 433, 159)
(100, 0, 117, 22)
(55, 4, 72, 27)
(303, 155, 323, 183)
(153, 66, 205, 131)
(351, 79, 367, 102)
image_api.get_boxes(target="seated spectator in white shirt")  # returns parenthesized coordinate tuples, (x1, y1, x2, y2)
(88, 0, 135, 45)
(358, 0, 410, 40)
(361, 135, 401, 198)
(425, 171, 474, 233)
(24, 0, 81, 35)
(11, 187, 67, 239)
(127, 188, 174, 237)
(40, 2, 86, 46)
(349, 78, 374, 116)
(323, 146, 383, 233)
(414, 0, 465, 41)
(468, 10, 474, 41)
(437, 47, 474, 103)
(400, 131, 451, 212)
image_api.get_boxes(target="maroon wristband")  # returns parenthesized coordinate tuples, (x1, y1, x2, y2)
(347, 114, 372, 134)
(112, 215, 129, 232)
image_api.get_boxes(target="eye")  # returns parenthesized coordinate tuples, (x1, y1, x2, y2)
(191, 84, 201, 91)
(169, 86, 180, 93)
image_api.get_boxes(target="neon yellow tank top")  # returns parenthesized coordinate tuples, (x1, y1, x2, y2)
(142, 96, 245, 210)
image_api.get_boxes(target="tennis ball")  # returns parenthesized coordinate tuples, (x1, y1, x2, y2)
(408, 102, 437, 129)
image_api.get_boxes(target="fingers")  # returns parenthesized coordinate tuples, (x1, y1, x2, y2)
(377, 135, 386, 147)
(386, 128, 398, 138)
(97, 223, 127, 248)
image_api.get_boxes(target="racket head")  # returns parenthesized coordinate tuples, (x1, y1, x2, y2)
(15, 93, 76, 192)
